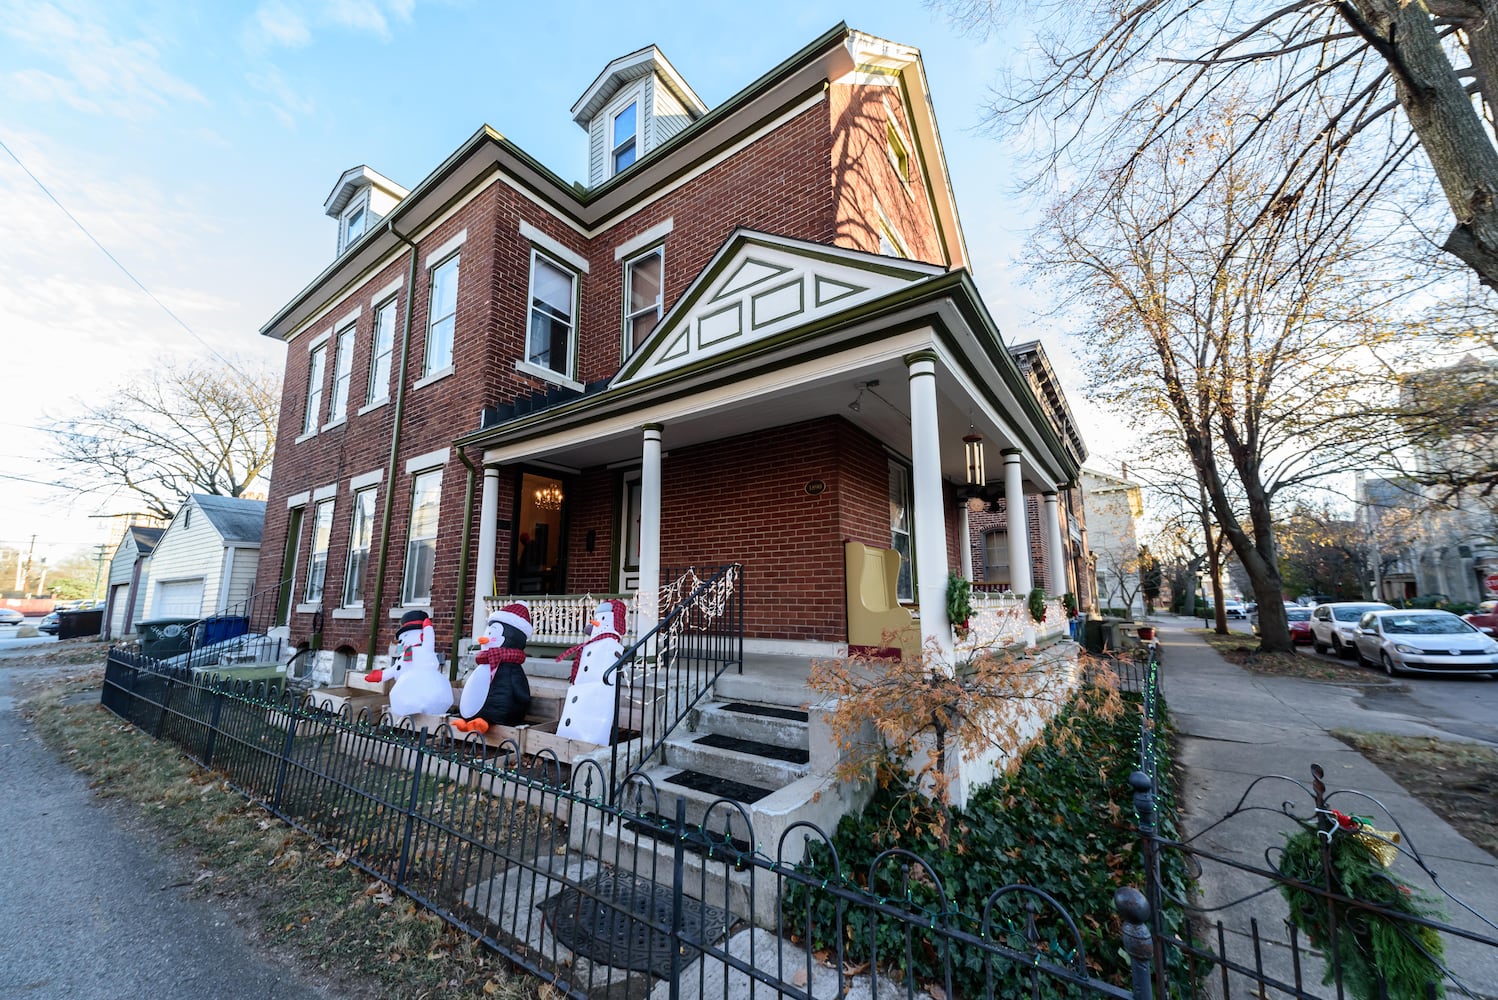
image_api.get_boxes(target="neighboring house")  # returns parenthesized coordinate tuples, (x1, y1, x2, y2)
(1080, 468, 1145, 615)
(254, 26, 1087, 682)
(139, 495, 265, 622)
(102, 525, 164, 640)
(1358, 472, 1497, 603)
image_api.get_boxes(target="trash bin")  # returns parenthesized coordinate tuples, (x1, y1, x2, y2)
(197, 615, 249, 646)
(136, 617, 197, 658)
(56, 608, 105, 640)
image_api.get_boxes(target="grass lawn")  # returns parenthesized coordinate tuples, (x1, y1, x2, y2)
(1190, 628, 1393, 683)
(14, 647, 543, 1000)
(1331, 730, 1498, 861)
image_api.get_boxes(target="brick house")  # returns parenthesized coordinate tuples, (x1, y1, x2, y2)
(255, 25, 1088, 683)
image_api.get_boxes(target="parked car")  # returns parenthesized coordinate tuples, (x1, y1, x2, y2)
(1310, 601, 1395, 657)
(1222, 600, 1250, 620)
(0, 608, 24, 627)
(37, 611, 60, 635)
(1464, 600, 1498, 634)
(1351, 609, 1498, 676)
(1253, 605, 1314, 643)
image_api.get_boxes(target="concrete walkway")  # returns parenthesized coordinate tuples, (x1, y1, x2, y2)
(1153, 615, 1498, 996)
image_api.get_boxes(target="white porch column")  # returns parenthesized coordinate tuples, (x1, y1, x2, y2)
(473, 467, 500, 639)
(1042, 490, 1066, 596)
(638, 423, 663, 635)
(1003, 449, 1033, 595)
(957, 500, 973, 581)
(907, 353, 953, 661)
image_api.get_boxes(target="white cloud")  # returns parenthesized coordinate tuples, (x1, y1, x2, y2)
(245, 66, 317, 127)
(254, 1, 311, 48)
(0, 0, 207, 121)
(244, 0, 414, 51)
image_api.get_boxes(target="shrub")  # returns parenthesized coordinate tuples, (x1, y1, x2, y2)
(1028, 586, 1047, 622)
(783, 685, 1192, 996)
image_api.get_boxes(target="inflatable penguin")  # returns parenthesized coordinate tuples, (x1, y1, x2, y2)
(555, 599, 627, 745)
(371, 610, 454, 718)
(451, 602, 533, 734)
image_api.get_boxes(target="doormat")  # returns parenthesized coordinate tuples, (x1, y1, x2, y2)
(539, 867, 735, 976)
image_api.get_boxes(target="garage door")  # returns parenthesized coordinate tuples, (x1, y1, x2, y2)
(154, 579, 204, 618)
(108, 584, 131, 637)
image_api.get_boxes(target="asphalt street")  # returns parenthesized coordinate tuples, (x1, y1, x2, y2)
(0, 654, 339, 1000)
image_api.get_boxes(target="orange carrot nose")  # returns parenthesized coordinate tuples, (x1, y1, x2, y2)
(477, 636, 491, 645)
(590, 618, 601, 628)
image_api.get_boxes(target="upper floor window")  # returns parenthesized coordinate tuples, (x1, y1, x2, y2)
(329, 323, 355, 422)
(425, 254, 459, 376)
(886, 120, 910, 184)
(303, 343, 327, 435)
(527, 251, 577, 377)
(612, 101, 638, 174)
(305, 497, 335, 603)
(343, 199, 366, 246)
(623, 247, 663, 355)
(402, 468, 442, 605)
(366, 297, 396, 406)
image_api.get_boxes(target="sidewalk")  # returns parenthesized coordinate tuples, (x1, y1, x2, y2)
(1153, 616, 1498, 995)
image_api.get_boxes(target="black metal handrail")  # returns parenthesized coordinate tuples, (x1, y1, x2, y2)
(603, 562, 743, 802)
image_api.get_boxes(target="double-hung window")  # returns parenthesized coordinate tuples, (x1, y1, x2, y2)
(366, 297, 396, 406)
(402, 469, 442, 605)
(329, 323, 355, 421)
(612, 101, 637, 174)
(984, 530, 1010, 588)
(342, 487, 376, 607)
(305, 498, 335, 603)
(888, 460, 913, 602)
(623, 247, 663, 355)
(425, 254, 459, 376)
(527, 251, 577, 377)
(339, 194, 367, 253)
(303, 344, 327, 435)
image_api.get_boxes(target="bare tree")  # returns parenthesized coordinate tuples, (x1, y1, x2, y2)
(938, 0, 1498, 287)
(1036, 108, 1394, 650)
(47, 360, 279, 521)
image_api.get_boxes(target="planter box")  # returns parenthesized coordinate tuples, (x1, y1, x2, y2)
(305, 686, 385, 720)
(347, 672, 395, 695)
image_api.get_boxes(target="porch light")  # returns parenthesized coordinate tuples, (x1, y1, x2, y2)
(964, 433, 986, 486)
(534, 484, 564, 511)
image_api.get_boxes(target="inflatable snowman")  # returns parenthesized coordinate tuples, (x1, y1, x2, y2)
(555, 599, 627, 744)
(451, 602, 533, 734)
(369, 610, 454, 719)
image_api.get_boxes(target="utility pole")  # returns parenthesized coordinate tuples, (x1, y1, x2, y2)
(20, 534, 36, 595)
(92, 543, 109, 602)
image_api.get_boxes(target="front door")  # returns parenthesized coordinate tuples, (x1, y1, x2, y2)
(618, 470, 642, 593)
(512, 472, 568, 595)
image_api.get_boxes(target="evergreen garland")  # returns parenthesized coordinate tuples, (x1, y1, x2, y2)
(1278, 814, 1446, 999)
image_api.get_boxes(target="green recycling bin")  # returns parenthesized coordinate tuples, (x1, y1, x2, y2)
(136, 618, 197, 658)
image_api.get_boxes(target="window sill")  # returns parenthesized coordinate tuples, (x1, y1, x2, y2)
(321, 416, 348, 432)
(357, 397, 388, 416)
(295, 429, 317, 444)
(413, 366, 455, 390)
(331, 607, 365, 620)
(514, 360, 583, 392)
(295, 603, 321, 614)
(389, 604, 432, 619)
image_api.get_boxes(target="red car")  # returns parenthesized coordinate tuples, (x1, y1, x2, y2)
(1465, 601, 1498, 635)
(1256, 606, 1314, 643)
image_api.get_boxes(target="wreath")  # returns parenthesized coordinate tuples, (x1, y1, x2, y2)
(1278, 810, 1445, 999)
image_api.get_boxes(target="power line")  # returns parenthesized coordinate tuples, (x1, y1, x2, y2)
(0, 134, 251, 380)
(0, 470, 74, 490)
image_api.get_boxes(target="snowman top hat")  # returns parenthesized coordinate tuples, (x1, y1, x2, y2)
(488, 601, 533, 640)
(397, 609, 431, 637)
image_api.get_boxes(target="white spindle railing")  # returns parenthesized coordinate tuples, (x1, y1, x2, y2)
(956, 591, 1072, 654)
(481, 593, 637, 645)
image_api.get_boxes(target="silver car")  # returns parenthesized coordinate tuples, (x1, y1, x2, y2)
(0, 608, 24, 627)
(1310, 601, 1394, 658)
(1352, 610, 1498, 677)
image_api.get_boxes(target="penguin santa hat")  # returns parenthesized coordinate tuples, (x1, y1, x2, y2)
(488, 601, 534, 641)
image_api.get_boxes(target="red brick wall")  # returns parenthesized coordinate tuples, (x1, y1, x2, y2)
(828, 82, 944, 264)
(967, 493, 1048, 590)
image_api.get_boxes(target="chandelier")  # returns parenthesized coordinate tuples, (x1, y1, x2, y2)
(533, 484, 564, 511)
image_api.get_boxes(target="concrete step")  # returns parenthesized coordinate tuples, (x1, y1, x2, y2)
(662, 731, 808, 789)
(580, 815, 753, 922)
(693, 700, 808, 749)
(620, 763, 774, 835)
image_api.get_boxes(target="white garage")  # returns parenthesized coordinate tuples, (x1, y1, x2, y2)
(153, 578, 205, 618)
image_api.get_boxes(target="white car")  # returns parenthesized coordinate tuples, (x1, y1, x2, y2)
(1222, 601, 1249, 620)
(1352, 610, 1498, 676)
(1310, 602, 1394, 658)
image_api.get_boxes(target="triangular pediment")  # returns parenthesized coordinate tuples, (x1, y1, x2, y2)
(614, 231, 943, 387)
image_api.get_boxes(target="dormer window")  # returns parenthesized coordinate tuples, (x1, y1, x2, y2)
(612, 102, 638, 174)
(323, 166, 409, 259)
(341, 196, 367, 250)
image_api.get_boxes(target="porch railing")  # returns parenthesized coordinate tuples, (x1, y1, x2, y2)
(482, 591, 638, 645)
(604, 562, 743, 802)
(957, 591, 1071, 652)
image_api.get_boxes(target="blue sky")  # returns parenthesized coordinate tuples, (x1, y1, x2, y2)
(0, 0, 1116, 576)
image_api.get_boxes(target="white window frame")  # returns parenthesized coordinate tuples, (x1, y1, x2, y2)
(342, 486, 377, 608)
(612, 99, 638, 175)
(525, 249, 579, 380)
(365, 296, 397, 408)
(622, 245, 664, 357)
(340, 191, 369, 253)
(424, 253, 460, 378)
(402, 468, 443, 606)
(302, 343, 327, 436)
(304, 497, 336, 604)
(327, 322, 356, 424)
(983, 530, 1011, 588)
(889, 459, 913, 602)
